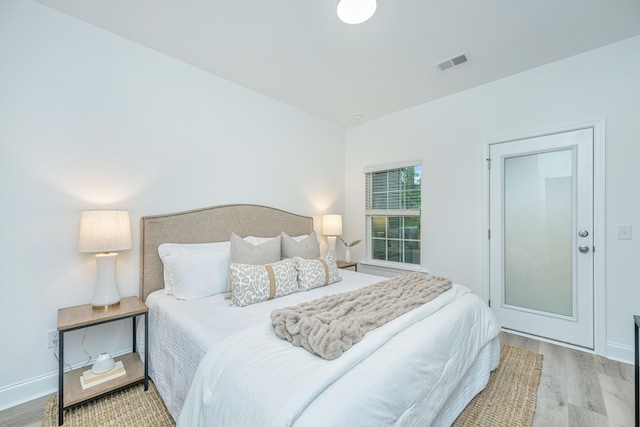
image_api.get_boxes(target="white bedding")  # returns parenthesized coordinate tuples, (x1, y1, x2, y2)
(143, 270, 500, 425)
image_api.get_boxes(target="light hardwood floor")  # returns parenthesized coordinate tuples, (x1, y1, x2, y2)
(500, 331, 634, 427)
(0, 393, 49, 427)
(1, 331, 634, 426)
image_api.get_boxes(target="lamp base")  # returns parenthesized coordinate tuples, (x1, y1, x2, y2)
(92, 301, 121, 311)
(327, 236, 337, 252)
(92, 252, 121, 309)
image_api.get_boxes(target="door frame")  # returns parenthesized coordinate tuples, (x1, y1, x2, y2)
(481, 120, 606, 355)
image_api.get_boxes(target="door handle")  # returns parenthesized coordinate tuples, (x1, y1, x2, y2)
(578, 245, 590, 253)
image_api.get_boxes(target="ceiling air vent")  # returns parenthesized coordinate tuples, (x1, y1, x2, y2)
(436, 52, 469, 71)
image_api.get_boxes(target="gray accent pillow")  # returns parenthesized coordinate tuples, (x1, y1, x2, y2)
(230, 232, 281, 264)
(281, 231, 321, 259)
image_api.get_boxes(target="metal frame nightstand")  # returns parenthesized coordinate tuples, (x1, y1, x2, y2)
(337, 260, 358, 271)
(57, 296, 148, 425)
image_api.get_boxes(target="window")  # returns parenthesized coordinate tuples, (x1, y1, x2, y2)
(365, 161, 421, 266)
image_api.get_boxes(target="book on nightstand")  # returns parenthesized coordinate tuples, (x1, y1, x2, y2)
(79, 361, 126, 390)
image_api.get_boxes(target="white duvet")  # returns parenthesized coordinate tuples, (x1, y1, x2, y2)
(175, 278, 500, 426)
(145, 270, 408, 419)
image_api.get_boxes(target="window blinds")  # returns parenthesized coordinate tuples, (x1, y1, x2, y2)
(365, 162, 421, 216)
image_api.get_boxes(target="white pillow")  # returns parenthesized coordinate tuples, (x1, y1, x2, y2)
(163, 249, 231, 300)
(158, 241, 231, 295)
(243, 236, 278, 245)
(292, 234, 319, 242)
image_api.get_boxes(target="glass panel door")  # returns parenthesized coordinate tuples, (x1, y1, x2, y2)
(503, 149, 573, 316)
(488, 127, 594, 349)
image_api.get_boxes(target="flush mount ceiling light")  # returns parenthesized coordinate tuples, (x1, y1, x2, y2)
(337, 0, 377, 24)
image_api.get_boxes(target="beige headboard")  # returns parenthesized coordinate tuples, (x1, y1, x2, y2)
(139, 204, 314, 300)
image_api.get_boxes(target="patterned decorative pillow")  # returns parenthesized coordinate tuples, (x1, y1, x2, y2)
(295, 250, 342, 291)
(227, 232, 282, 298)
(230, 258, 298, 307)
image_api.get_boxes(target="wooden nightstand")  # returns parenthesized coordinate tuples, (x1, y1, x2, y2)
(337, 260, 358, 271)
(57, 296, 149, 425)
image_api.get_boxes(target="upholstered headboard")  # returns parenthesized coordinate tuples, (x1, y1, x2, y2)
(139, 204, 314, 300)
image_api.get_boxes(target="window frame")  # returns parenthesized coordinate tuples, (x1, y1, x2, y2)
(364, 160, 422, 269)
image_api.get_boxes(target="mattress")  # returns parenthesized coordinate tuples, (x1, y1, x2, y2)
(140, 269, 500, 424)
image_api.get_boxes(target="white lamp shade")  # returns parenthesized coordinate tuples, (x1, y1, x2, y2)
(322, 214, 343, 236)
(337, 0, 377, 24)
(79, 210, 132, 253)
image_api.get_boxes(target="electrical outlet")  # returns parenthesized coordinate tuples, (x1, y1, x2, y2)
(48, 330, 58, 349)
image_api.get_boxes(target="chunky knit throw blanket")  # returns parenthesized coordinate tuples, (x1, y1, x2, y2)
(271, 273, 452, 360)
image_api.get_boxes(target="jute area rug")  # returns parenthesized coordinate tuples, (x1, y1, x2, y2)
(452, 344, 543, 426)
(43, 344, 542, 427)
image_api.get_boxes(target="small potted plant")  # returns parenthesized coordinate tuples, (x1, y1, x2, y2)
(340, 238, 362, 262)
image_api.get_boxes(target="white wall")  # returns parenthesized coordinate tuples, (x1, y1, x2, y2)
(0, 1, 345, 409)
(2, 0, 638, 412)
(345, 36, 640, 363)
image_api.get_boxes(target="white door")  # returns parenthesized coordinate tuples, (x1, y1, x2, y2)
(489, 128, 594, 349)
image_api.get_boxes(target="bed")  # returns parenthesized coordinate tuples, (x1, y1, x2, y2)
(138, 204, 500, 426)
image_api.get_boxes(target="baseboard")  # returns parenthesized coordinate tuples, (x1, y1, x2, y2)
(0, 371, 57, 412)
(606, 341, 634, 365)
(0, 348, 131, 411)
(499, 329, 634, 367)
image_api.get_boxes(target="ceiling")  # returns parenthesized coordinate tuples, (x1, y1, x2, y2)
(37, 0, 640, 126)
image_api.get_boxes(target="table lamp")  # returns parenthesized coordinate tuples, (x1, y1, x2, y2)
(322, 214, 343, 252)
(78, 210, 132, 310)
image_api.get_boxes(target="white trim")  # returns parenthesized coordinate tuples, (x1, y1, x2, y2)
(502, 328, 597, 353)
(363, 159, 421, 173)
(358, 261, 427, 278)
(502, 330, 632, 366)
(365, 209, 420, 216)
(482, 119, 606, 356)
(481, 147, 490, 303)
(606, 340, 634, 365)
(592, 119, 606, 357)
(0, 348, 131, 411)
(0, 371, 56, 412)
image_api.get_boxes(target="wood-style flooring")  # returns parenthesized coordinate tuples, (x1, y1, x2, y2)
(0, 331, 634, 426)
(0, 393, 49, 427)
(499, 331, 634, 427)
